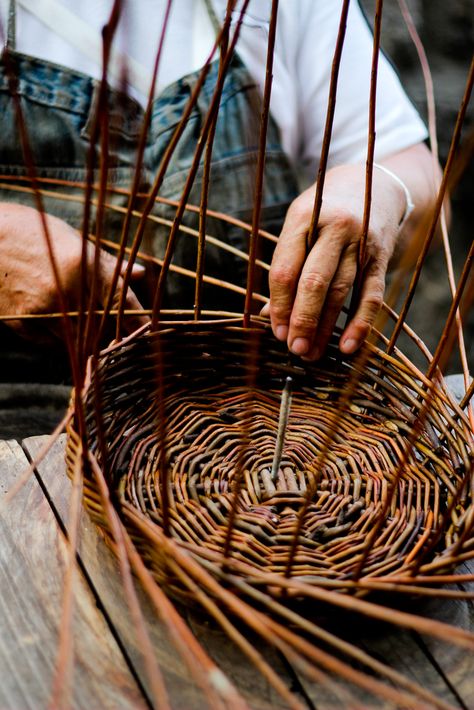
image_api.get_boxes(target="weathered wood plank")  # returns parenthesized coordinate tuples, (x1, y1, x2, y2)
(286, 611, 461, 710)
(286, 577, 473, 709)
(0, 439, 148, 710)
(24, 434, 473, 710)
(411, 559, 474, 710)
(24, 434, 298, 710)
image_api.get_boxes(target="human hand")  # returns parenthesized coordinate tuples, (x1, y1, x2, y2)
(265, 163, 407, 359)
(0, 203, 148, 342)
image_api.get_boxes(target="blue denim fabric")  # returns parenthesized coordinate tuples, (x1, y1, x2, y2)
(0, 49, 299, 311)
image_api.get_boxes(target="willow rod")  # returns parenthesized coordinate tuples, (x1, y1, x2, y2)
(307, 0, 351, 250)
(386, 55, 474, 356)
(195, 1, 234, 320)
(351, 0, 384, 311)
(95, 0, 174, 345)
(115, 9, 230, 335)
(243, 0, 279, 326)
(397, 0, 474, 430)
(150, 0, 252, 326)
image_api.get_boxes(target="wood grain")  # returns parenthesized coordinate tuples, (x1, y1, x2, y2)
(24, 434, 297, 710)
(411, 560, 474, 710)
(0, 439, 148, 710)
(21, 434, 474, 710)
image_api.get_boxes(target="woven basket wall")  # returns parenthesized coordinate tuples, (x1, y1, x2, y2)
(66, 318, 473, 604)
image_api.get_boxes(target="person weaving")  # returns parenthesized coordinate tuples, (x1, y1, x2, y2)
(0, 0, 440, 358)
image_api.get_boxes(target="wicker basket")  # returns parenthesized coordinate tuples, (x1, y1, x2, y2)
(66, 318, 473, 604)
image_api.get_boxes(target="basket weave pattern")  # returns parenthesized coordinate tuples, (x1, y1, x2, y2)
(70, 321, 472, 601)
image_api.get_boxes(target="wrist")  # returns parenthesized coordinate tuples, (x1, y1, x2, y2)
(373, 163, 414, 230)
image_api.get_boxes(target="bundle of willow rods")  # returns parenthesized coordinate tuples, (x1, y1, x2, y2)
(68, 319, 472, 604)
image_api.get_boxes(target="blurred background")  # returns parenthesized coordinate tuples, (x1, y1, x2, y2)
(361, 0, 473, 373)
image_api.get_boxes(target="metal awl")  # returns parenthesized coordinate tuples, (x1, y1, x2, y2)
(271, 376, 293, 482)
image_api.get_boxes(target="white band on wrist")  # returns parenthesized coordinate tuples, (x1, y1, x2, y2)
(373, 162, 415, 229)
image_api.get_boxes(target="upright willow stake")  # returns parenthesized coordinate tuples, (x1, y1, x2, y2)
(151, 0, 251, 327)
(93, 0, 174, 345)
(386, 55, 474, 357)
(0, 42, 88, 470)
(115, 13, 229, 334)
(77, 1, 122, 365)
(426, 237, 474, 381)
(243, 0, 279, 326)
(82, 2, 122, 358)
(397, 0, 474, 431)
(307, 0, 351, 250)
(349, 0, 383, 316)
(460, 379, 474, 411)
(194, 1, 233, 320)
(352, 276, 474, 580)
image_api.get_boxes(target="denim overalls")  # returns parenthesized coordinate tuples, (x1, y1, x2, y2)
(0, 1, 299, 315)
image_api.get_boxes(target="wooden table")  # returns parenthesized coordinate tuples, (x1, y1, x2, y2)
(1, 435, 473, 709)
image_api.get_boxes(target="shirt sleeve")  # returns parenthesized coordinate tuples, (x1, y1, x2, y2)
(296, 0, 428, 179)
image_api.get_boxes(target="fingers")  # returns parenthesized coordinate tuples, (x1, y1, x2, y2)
(118, 276, 150, 334)
(268, 222, 387, 360)
(285, 231, 344, 356)
(269, 208, 352, 357)
(97, 249, 150, 334)
(268, 204, 308, 343)
(340, 259, 387, 355)
(122, 258, 146, 279)
(303, 245, 358, 360)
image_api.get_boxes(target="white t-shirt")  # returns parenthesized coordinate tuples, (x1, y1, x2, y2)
(4, 0, 427, 182)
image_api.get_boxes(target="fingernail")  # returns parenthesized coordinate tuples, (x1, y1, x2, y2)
(342, 338, 358, 354)
(290, 337, 310, 356)
(276, 325, 288, 341)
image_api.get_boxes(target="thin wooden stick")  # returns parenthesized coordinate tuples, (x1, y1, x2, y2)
(350, 0, 384, 315)
(243, 0, 279, 326)
(116, 10, 235, 335)
(166, 556, 305, 710)
(157, 532, 474, 650)
(48, 450, 83, 710)
(82, 2, 122, 358)
(0, 176, 279, 243)
(0, 409, 72, 506)
(120, 525, 249, 709)
(460, 379, 474, 410)
(307, 0, 351, 250)
(87, 450, 172, 710)
(1, 50, 82, 389)
(426, 238, 474, 380)
(195, 1, 233, 320)
(397, 0, 474, 431)
(150, 1, 251, 326)
(93, 0, 174, 344)
(124, 506, 460, 709)
(386, 56, 474, 356)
